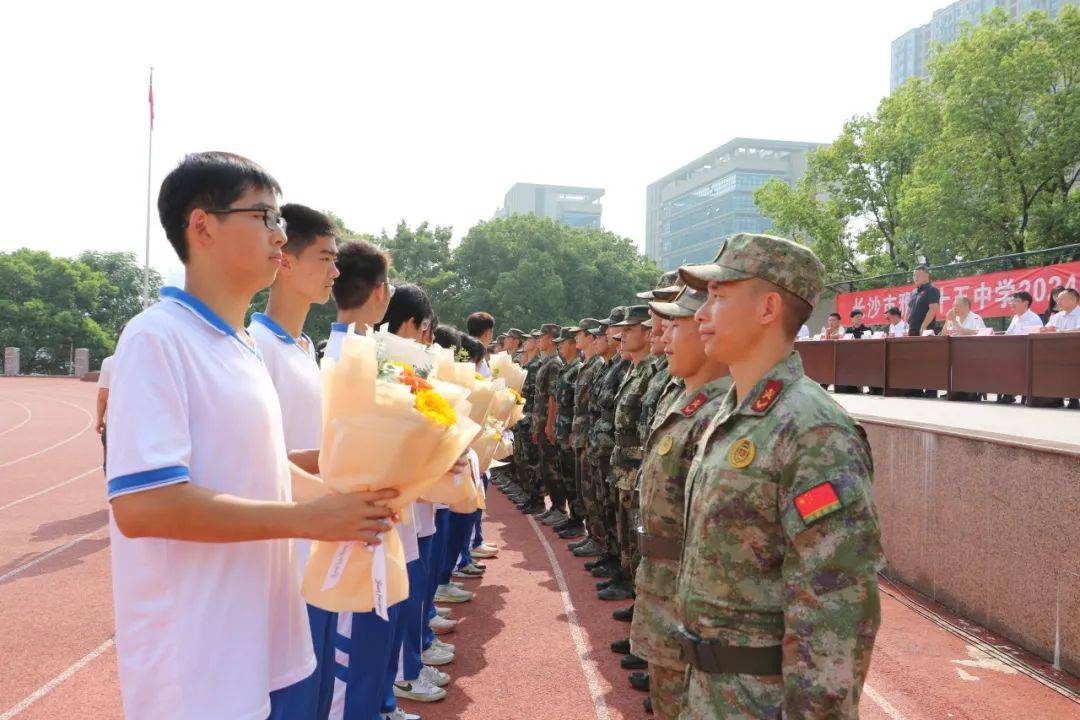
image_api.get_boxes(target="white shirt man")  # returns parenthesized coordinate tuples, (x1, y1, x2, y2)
(107, 287, 314, 720)
(797, 324, 810, 340)
(1048, 292, 1080, 331)
(1006, 308, 1043, 335)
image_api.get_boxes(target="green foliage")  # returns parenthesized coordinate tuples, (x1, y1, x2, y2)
(77, 250, 164, 333)
(0, 249, 118, 373)
(756, 7, 1080, 281)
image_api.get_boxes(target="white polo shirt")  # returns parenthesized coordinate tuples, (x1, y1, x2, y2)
(1006, 309, 1043, 335)
(886, 320, 908, 336)
(1049, 307, 1080, 331)
(956, 311, 986, 331)
(106, 287, 314, 720)
(249, 312, 323, 577)
(324, 322, 349, 364)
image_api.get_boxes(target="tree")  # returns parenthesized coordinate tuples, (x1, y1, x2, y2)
(0, 250, 114, 373)
(77, 250, 164, 335)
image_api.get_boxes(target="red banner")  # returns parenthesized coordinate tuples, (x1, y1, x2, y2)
(835, 261, 1080, 324)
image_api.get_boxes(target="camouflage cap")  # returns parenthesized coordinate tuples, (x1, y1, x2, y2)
(641, 317, 654, 330)
(496, 333, 508, 341)
(529, 329, 541, 339)
(649, 285, 708, 319)
(567, 317, 601, 333)
(651, 277, 684, 303)
(506, 328, 526, 339)
(591, 306, 627, 335)
(554, 327, 577, 343)
(635, 270, 681, 300)
(678, 233, 825, 307)
(539, 323, 561, 337)
(610, 304, 651, 327)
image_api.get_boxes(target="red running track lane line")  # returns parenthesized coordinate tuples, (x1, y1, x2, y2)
(0, 400, 32, 437)
(0, 391, 95, 470)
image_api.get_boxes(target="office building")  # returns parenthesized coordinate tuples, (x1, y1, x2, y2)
(496, 183, 604, 229)
(645, 138, 823, 270)
(891, 0, 1076, 91)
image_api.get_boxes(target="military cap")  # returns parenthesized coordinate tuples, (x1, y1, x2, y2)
(678, 233, 825, 307)
(591, 306, 627, 335)
(641, 317, 653, 330)
(554, 327, 577, 343)
(507, 328, 526, 339)
(649, 285, 708, 319)
(496, 333, 508, 341)
(610, 305, 651, 327)
(567, 317, 601, 333)
(539, 323, 561, 337)
(635, 270, 681, 300)
(529, 329, 541, 339)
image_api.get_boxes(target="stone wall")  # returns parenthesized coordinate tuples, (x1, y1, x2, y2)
(863, 422, 1080, 676)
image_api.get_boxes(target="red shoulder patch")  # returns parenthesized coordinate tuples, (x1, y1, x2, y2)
(750, 380, 783, 413)
(681, 392, 708, 416)
(794, 483, 842, 524)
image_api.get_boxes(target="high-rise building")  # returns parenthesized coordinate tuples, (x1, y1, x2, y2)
(891, 0, 1076, 91)
(496, 183, 604, 229)
(645, 138, 823, 270)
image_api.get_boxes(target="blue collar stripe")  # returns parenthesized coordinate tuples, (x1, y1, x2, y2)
(251, 312, 297, 345)
(160, 286, 261, 359)
(330, 322, 349, 332)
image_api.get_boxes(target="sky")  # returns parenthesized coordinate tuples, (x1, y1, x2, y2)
(0, 0, 950, 284)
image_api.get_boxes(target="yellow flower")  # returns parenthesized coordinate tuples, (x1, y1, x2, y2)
(415, 389, 457, 427)
(391, 362, 415, 373)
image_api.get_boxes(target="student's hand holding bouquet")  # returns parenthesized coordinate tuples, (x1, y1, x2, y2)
(300, 487, 399, 544)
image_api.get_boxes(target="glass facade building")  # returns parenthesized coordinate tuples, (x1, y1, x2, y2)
(891, 0, 1076, 91)
(645, 139, 822, 270)
(496, 183, 604, 229)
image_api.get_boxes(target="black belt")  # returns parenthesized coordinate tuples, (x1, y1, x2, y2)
(675, 626, 782, 676)
(637, 530, 682, 560)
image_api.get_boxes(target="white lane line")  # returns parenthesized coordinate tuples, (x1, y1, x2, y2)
(0, 466, 102, 513)
(0, 401, 32, 437)
(0, 530, 107, 584)
(0, 638, 114, 720)
(0, 394, 94, 469)
(864, 683, 907, 720)
(526, 513, 612, 720)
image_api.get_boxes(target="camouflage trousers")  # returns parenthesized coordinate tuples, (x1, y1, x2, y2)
(557, 444, 582, 520)
(580, 449, 609, 549)
(614, 478, 641, 576)
(536, 434, 566, 511)
(590, 453, 617, 556)
(650, 664, 686, 720)
(513, 420, 540, 499)
(679, 670, 783, 720)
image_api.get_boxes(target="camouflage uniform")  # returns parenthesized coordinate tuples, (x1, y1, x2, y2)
(553, 347, 581, 517)
(611, 352, 661, 576)
(674, 233, 885, 720)
(533, 348, 566, 510)
(630, 376, 731, 720)
(573, 354, 605, 540)
(638, 355, 671, 446)
(588, 355, 629, 559)
(514, 352, 544, 502)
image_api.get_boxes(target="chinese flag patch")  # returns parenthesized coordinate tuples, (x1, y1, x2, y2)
(751, 380, 783, 413)
(794, 483, 842, 524)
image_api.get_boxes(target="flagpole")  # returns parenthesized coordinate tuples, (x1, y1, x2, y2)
(142, 67, 154, 309)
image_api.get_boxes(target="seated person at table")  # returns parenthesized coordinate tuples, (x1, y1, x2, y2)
(884, 307, 908, 336)
(821, 312, 845, 339)
(848, 309, 870, 338)
(1042, 286, 1064, 325)
(1045, 288, 1080, 332)
(997, 291, 1043, 404)
(797, 323, 811, 340)
(942, 296, 986, 336)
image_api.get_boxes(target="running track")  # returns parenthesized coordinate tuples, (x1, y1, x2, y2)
(0, 378, 1077, 719)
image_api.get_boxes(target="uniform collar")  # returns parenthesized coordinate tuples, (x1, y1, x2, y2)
(251, 312, 311, 347)
(161, 286, 260, 358)
(728, 351, 805, 418)
(330, 322, 349, 333)
(674, 375, 728, 417)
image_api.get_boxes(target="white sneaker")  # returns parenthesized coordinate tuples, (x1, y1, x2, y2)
(420, 645, 455, 666)
(435, 606, 452, 619)
(434, 584, 473, 603)
(393, 676, 447, 702)
(449, 581, 465, 589)
(382, 709, 422, 720)
(471, 545, 498, 558)
(452, 567, 482, 580)
(431, 638, 455, 654)
(420, 664, 451, 687)
(429, 615, 457, 634)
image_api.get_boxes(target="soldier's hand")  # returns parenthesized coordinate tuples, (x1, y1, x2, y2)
(299, 488, 398, 543)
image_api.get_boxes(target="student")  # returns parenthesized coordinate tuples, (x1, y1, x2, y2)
(248, 202, 341, 720)
(106, 152, 397, 720)
(465, 311, 496, 377)
(325, 238, 394, 359)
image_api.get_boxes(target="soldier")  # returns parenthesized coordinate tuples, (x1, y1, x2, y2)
(532, 324, 566, 523)
(628, 286, 731, 719)
(551, 328, 583, 535)
(675, 233, 884, 719)
(508, 331, 545, 513)
(505, 328, 525, 361)
(585, 307, 630, 580)
(570, 318, 613, 559)
(637, 276, 683, 442)
(603, 305, 660, 605)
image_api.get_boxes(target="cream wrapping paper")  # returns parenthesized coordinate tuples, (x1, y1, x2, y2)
(303, 332, 480, 613)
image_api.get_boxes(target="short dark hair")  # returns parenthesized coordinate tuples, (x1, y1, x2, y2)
(380, 283, 433, 335)
(886, 306, 902, 317)
(850, 309, 864, 318)
(332, 239, 391, 310)
(433, 324, 461, 350)
(1011, 291, 1033, 306)
(915, 265, 930, 274)
(466, 312, 496, 338)
(460, 334, 486, 364)
(280, 203, 335, 257)
(157, 151, 281, 263)
(828, 312, 842, 321)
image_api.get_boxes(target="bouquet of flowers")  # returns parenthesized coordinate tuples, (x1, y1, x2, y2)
(489, 351, 527, 392)
(303, 332, 480, 616)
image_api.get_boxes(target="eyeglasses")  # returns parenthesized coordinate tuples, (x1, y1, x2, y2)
(195, 206, 287, 233)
